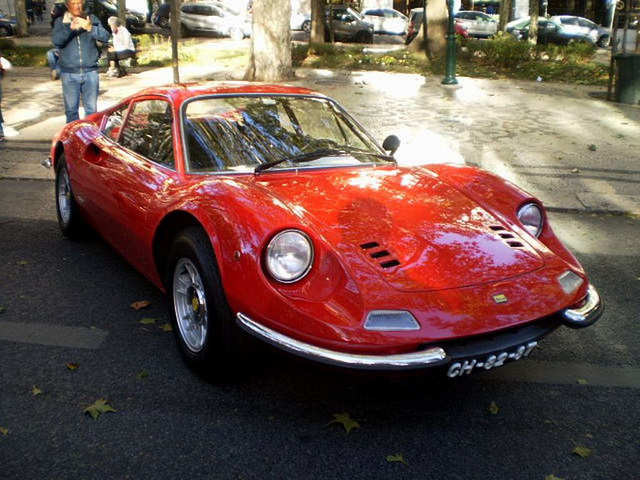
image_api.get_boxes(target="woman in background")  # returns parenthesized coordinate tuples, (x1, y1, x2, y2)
(106, 16, 136, 78)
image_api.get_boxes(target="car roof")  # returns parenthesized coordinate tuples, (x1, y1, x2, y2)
(129, 82, 322, 103)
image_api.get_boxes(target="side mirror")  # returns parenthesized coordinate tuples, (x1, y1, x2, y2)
(382, 135, 400, 155)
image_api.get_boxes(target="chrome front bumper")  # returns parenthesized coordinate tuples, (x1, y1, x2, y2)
(561, 284, 604, 328)
(236, 284, 602, 370)
(236, 313, 448, 371)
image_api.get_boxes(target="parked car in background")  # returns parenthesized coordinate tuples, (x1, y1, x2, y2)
(291, 11, 311, 32)
(405, 8, 468, 45)
(0, 14, 16, 37)
(180, 1, 251, 40)
(325, 5, 373, 43)
(549, 15, 610, 46)
(50, 83, 603, 378)
(508, 17, 596, 45)
(362, 8, 407, 36)
(89, 0, 147, 32)
(454, 10, 497, 38)
(152, 2, 170, 29)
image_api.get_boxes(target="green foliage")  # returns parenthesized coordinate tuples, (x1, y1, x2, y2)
(466, 34, 533, 68)
(0, 42, 49, 67)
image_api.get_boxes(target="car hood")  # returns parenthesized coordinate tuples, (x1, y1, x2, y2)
(251, 167, 545, 292)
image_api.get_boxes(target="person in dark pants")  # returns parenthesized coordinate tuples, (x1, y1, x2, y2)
(52, 0, 110, 123)
(106, 16, 136, 77)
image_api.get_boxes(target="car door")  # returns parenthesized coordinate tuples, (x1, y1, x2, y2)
(201, 5, 225, 34)
(92, 98, 177, 278)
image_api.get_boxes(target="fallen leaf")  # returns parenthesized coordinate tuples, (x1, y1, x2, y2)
(65, 362, 79, 371)
(588, 144, 597, 151)
(84, 398, 117, 420)
(386, 453, 408, 465)
(488, 401, 499, 415)
(139, 318, 157, 325)
(136, 369, 149, 379)
(31, 385, 43, 396)
(326, 412, 360, 433)
(572, 446, 593, 458)
(577, 378, 589, 385)
(0, 427, 9, 435)
(160, 323, 173, 332)
(571, 168, 580, 174)
(130, 300, 151, 311)
(17, 260, 28, 266)
(0, 306, 5, 314)
(585, 433, 594, 439)
(545, 475, 565, 480)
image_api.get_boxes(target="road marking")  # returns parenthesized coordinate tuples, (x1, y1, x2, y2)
(0, 321, 108, 349)
(481, 360, 640, 389)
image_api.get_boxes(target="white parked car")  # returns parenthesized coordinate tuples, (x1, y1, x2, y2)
(362, 8, 408, 36)
(291, 11, 311, 32)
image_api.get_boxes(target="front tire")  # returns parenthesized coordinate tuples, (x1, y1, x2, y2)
(167, 227, 246, 378)
(55, 155, 88, 239)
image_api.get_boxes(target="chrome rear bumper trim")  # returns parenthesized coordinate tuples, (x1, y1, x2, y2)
(236, 313, 448, 371)
(562, 284, 604, 328)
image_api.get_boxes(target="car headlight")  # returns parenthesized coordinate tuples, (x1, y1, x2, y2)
(517, 203, 543, 238)
(265, 230, 314, 283)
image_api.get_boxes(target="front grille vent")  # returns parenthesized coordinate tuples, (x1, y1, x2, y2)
(360, 242, 401, 269)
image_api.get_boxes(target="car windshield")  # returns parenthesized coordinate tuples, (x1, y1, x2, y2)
(182, 95, 387, 174)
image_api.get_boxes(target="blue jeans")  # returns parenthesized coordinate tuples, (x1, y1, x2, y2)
(47, 49, 60, 73)
(61, 70, 99, 123)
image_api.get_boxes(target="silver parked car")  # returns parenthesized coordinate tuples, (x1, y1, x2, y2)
(180, 1, 250, 40)
(362, 8, 408, 36)
(549, 15, 610, 46)
(454, 10, 497, 38)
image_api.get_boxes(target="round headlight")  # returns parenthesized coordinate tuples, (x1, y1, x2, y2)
(517, 203, 543, 238)
(265, 230, 313, 283)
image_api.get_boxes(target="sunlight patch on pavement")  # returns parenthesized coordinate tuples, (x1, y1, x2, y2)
(351, 71, 425, 98)
(0, 321, 108, 349)
(394, 127, 465, 166)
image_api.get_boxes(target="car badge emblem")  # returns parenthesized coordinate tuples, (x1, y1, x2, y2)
(493, 294, 508, 304)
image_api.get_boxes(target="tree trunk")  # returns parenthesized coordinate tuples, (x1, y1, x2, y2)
(118, 0, 126, 28)
(15, 0, 29, 37)
(528, 0, 539, 45)
(407, 0, 447, 59)
(245, 0, 293, 82)
(170, 0, 181, 83)
(310, 0, 325, 47)
(498, 0, 511, 33)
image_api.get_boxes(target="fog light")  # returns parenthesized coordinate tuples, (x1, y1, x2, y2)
(558, 271, 584, 294)
(364, 311, 420, 331)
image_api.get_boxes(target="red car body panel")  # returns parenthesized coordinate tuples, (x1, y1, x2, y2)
(51, 83, 598, 361)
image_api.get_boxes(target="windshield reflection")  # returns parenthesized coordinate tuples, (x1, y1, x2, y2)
(182, 95, 385, 174)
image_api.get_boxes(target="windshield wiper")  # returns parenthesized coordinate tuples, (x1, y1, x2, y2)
(254, 148, 349, 173)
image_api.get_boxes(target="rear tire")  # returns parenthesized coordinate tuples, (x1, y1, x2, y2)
(55, 156, 88, 239)
(301, 20, 311, 33)
(355, 30, 373, 44)
(167, 227, 248, 379)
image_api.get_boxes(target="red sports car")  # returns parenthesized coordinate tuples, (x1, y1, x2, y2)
(50, 83, 603, 378)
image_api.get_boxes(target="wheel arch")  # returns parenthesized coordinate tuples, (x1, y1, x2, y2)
(52, 141, 65, 170)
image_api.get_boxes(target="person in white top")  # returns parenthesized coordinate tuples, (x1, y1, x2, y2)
(106, 16, 136, 77)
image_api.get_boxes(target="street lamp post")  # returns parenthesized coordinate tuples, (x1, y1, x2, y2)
(442, 0, 458, 85)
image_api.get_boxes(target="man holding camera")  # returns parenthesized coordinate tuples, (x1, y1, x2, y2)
(52, 0, 110, 123)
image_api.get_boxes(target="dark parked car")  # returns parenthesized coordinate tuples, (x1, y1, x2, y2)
(0, 14, 16, 37)
(51, 0, 147, 32)
(325, 5, 374, 43)
(508, 18, 595, 45)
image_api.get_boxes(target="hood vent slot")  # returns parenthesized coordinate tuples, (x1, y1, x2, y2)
(360, 241, 401, 270)
(489, 225, 525, 249)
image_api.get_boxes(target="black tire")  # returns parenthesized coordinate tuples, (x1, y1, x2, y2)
(167, 227, 247, 378)
(158, 14, 170, 30)
(55, 156, 88, 239)
(355, 30, 373, 44)
(0, 26, 12, 37)
(301, 20, 311, 33)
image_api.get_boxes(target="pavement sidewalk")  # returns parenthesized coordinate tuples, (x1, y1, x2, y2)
(1, 59, 638, 215)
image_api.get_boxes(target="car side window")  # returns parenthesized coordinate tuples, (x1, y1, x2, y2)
(102, 104, 129, 142)
(119, 99, 175, 168)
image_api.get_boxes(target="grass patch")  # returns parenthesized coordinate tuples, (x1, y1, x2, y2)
(293, 35, 609, 86)
(0, 39, 50, 67)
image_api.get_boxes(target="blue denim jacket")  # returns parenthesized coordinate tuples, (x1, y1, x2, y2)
(52, 14, 110, 74)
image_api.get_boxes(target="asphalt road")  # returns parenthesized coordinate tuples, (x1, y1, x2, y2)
(0, 179, 638, 480)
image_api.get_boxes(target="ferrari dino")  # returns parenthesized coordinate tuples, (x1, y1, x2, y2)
(49, 83, 603, 378)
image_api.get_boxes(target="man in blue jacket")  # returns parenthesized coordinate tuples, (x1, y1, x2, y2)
(52, 0, 110, 123)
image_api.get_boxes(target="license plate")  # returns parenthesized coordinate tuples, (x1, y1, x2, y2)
(446, 341, 538, 378)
